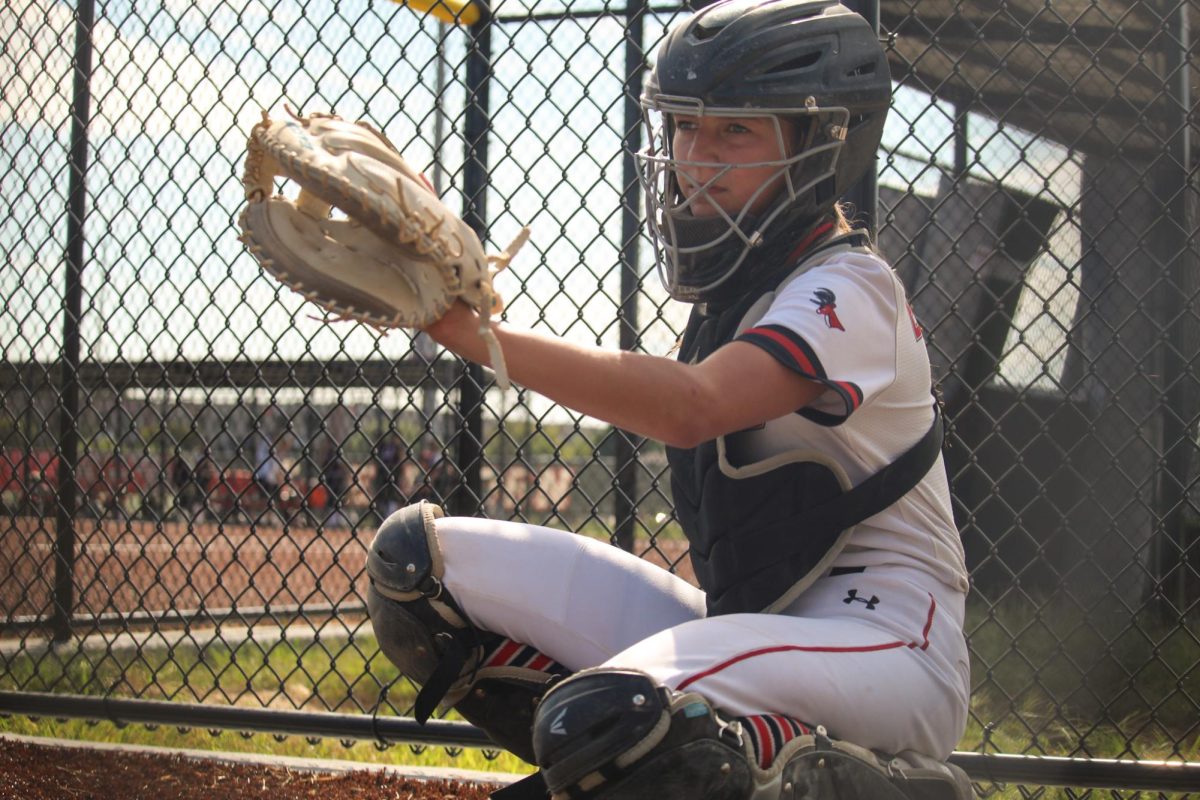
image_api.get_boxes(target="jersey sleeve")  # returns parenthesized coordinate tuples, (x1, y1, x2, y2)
(735, 256, 903, 424)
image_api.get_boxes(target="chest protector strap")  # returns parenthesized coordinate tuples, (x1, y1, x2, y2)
(666, 237, 944, 616)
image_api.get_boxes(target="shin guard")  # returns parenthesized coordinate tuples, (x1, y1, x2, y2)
(766, 731, 976, 800)
(527, 667, 974, 800)
(531, 669, 753, 800)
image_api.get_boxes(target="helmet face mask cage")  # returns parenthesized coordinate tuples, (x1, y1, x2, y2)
(637, 95, 851, 302)
(633, 0, 892, 304)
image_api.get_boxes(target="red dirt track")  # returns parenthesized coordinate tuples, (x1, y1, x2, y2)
(1, 515, 368, 622)
(1, 515, 693, 624)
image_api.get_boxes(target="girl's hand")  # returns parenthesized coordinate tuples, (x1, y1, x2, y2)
(423, 301, 480, 347)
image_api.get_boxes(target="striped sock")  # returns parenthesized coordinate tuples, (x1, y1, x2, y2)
(479, 636, 570, 676)
(737, 714, 812, 769)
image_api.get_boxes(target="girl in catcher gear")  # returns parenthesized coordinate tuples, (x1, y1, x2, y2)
(366, 1, 973, 798)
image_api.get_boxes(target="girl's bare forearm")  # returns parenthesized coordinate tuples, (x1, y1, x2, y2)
(426, 306, 706, 446)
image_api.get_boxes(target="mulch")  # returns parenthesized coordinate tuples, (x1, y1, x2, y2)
(0, 738, 505, 800)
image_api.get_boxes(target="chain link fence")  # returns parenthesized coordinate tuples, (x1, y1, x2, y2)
(1, 0, 1198, 794)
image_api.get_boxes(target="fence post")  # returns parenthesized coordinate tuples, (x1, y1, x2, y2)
(453, 7, 494, 516)
(612, 0, 649, 552)
(840, 0, 879, 233)
(51, 0, 98, 643)
(1154, 0, 1199, 619)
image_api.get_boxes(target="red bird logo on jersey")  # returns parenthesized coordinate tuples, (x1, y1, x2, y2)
(906, 303, 924, 341)
(811, 288, 845, 331)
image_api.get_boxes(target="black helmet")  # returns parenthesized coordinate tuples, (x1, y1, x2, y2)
(637, 0, 891, 303)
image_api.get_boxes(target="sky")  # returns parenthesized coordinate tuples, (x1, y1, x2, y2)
(0, 0, 1083, 400)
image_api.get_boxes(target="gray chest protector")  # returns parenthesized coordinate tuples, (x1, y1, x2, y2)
(665, 242, 944, 616)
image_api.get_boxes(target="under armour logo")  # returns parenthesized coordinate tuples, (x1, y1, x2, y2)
(550, 707, 568, 735)
(843, 589, 879, 610)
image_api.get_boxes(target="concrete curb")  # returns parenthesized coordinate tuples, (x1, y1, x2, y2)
(0, 619, 358, 659)
(0, 732, 521, 786)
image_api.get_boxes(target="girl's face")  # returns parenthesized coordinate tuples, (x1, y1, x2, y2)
(670, 114, 793, 218)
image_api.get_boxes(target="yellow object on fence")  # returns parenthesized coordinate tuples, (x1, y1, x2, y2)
(389, 0, 482, 25)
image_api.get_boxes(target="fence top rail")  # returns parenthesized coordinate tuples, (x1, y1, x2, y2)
(0, 358, 464, 392)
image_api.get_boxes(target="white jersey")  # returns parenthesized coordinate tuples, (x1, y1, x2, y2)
(732, 240, 969, 596)
(410, 238, 972, 760)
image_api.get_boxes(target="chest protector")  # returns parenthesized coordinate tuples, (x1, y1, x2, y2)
(666, 238, 944, 616)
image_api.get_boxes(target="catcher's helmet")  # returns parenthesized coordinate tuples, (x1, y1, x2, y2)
(637, 0, 891, 303)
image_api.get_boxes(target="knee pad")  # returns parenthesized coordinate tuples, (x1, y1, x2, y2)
(367, 501, 561, 763)
(367, 501, 467, 694)
(368, 500, 445, 599)
(530, 669, 753, 800)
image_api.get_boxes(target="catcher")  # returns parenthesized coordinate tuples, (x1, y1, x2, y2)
(240, 1, 974, 798)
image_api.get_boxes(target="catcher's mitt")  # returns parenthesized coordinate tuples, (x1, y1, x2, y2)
(238, 107, 528, 389)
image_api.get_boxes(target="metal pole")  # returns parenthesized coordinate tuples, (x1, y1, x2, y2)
(1155, 0, 1197, 618)
(432, 22, 449, 196)
(953, 105, 969, 178)
(51, 0, 97, 643)
(454, 8, 493, 516)
(419, 21, 450, 453)
(839, 0, 880, 234)
(0, 691, 494, 749)
(612, 0, 649, 553)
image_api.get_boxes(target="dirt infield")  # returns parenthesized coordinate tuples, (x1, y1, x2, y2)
(1, 515, 694, 624)
(1, 515, 368, 622)
(0, 737, 503, 800)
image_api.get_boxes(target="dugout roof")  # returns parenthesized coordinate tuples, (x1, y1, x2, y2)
(881, 0, 1200, 161)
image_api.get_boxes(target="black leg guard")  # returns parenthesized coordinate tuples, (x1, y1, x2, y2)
(367, 501, 561, 763)
(771, 732, 976, 800)
(530, 669, 753, 800)
(527, 667, 975, 800)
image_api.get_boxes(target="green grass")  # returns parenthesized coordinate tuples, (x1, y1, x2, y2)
(0, 629, 533, 774)
(0, 714, 530, 774)
(962, 593, 1200, 763)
